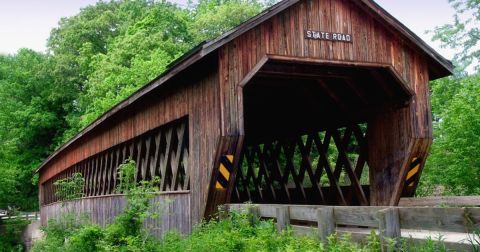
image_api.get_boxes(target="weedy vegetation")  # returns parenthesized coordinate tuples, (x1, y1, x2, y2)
(0, 217, 30, 252)
(31, 161, 473, 252)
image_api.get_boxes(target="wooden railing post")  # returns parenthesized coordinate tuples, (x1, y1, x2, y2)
(218, 205, 229, 220)
(378, 208, 401, 252)
(248, 205, 260, 225)
(276, 206, 290, 232)
(317, 207, 335, 241)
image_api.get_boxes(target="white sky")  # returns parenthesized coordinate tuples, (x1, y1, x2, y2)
(0, 0, 457, 60)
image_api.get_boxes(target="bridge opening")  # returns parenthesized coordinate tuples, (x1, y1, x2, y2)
(230, 59, 413, 206)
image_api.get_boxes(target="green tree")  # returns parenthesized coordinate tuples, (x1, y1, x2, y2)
(431, 0, 480, 72)
(52, 0, 267, 136)
(190, 0, 265, 42)
(76, 1, 193, 129)
(421, 0, 480, 195)
(0, 49, 71, 210)
(422, 75, 480, 195)
(47, 0, 159, 142)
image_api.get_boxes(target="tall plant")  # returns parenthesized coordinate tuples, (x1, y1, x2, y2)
(102, 159, 162, 249)
(53, 172, 85, 202)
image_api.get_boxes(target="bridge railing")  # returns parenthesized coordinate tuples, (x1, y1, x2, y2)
(0, 212, 40, 221)
(399, 196, 480, 207)
(225, 204, 480, 251)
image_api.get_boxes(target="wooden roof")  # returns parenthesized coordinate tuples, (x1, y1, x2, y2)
(37, 0, 453, 173)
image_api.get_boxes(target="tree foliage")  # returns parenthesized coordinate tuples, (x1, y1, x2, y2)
(191, 0, 264, 42)
(0, 49, 70, 210)
(422, 75, 480, 195)
(431, 0, 480, 72)
(420, 0, 480, 195)
(77, 1, 193, 130)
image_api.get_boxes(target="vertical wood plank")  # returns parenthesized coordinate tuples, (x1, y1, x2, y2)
(276, 206, 290, 232)
(317, 207, 335, 241)
(378, 208, 401, 251)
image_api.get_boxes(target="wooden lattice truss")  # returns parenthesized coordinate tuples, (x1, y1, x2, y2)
(41, 118, 189, 205)
(232, 124, 370, 205)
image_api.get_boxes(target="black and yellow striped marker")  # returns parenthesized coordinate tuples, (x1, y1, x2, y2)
(406, 157, 422, 187)
(216, 155, 234, 189)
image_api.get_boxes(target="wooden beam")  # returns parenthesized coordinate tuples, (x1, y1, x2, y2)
(332, 129, 369, 206)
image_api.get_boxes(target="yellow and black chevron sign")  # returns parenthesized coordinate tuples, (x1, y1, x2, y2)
(216, 155, 234, 189)
(406, 157, 422, 187)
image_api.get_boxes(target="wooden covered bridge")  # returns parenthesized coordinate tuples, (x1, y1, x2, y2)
(38, 0, 453, 235)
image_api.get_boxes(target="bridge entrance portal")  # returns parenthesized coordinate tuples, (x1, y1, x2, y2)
(229, 58, 413, 207)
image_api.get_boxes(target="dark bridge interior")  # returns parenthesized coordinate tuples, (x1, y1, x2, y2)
(243, 60, 412, 143)
(232, 60, 412, 206)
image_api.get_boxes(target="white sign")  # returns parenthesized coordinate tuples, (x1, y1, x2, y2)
(305, 30, 352, 43)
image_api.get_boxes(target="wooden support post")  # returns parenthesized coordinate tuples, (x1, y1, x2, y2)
(367, 109, 412, 206)
(368, 58, 433, 205)
(276, 206, 290, 232)
(378, 208, 401, 252)
(317, 207, 335, 241)
(205, 135, 244, 217)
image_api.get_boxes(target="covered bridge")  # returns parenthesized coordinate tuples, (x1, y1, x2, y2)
(38, 0, 453, 235)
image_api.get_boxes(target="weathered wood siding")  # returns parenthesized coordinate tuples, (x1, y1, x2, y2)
(40, 66, 221, 224)
(40, 192, 191, 236)
(219, 0, 429, 136)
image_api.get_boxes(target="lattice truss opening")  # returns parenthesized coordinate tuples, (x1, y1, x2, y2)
(42, 118, 189, 205)
(232, 123, 370, 206)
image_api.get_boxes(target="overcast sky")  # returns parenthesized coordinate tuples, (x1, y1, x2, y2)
(0, 0, 457, 60)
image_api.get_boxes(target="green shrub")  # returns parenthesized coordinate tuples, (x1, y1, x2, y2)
(31, 213, 91, 252)
(67, 225, 105, 252)
(157, 208, 384, 252)
(34, 207, 461, 252)
(32, 159, 162, 252)
(0, 218, 30, 252)
(100, 159, 161, 251)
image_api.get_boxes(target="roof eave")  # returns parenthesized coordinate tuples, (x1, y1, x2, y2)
(355, 0, 454, 78)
